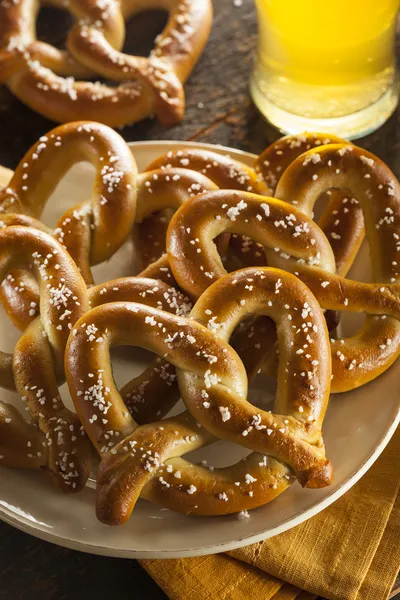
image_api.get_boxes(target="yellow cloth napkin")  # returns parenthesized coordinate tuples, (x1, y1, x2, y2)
(141, 428, 399, 600)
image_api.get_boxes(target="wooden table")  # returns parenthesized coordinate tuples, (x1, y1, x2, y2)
(0, 1, 398, 598)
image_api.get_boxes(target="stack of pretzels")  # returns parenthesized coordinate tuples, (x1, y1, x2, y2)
(0, 0, 213, 127)
(1, 121, 399, 526)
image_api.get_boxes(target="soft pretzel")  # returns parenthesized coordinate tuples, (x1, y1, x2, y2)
(0, 225, 92, 491)
(244, 133, 365, 277)
(134, 148, 270, 268)
(0, 0, 212, 127)
(0, 120, 137, 269)
(166, 184, 400, 391)
(270, 143, 400, 391)
(0, 273, 193, 471)
(0, 120, 137, 327)
(0, 165, 214, 327)
(227, 133, 364, 378)
(65, 266, 332, 522)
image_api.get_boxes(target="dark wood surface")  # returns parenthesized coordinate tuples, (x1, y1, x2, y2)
(0, 1, 398, 599)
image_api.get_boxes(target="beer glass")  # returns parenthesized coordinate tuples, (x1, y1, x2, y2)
(250, 0, 400, 139)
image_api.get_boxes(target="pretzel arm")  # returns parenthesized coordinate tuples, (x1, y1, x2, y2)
(256, 133, 349, 194)
(0, 214, 50, 330)
(141, 454, 293, 516)
(133, 168, 218, 269)
(0, 226, 92, 490)
(167, 190, 336, 299)
(89, 276, 192, 424)
(68, 30, 185, 125)
(146, 148, 269, 195)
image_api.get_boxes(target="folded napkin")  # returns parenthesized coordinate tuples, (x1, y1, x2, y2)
(141, 428, 399, 600)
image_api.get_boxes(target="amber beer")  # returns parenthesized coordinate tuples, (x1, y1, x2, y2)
(250, 0, 400, 138)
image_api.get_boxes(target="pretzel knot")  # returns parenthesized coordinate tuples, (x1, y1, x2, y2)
(66, 266, 332, 524)
(134, 148, 269, 268)
(0, 225, 92, 491)
(167, 158, 400, 391)
(0, 120, 137, 328)
(0, 0, 213, 127)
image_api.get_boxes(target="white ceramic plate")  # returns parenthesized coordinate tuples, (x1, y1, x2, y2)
(0, 141, 399, 558)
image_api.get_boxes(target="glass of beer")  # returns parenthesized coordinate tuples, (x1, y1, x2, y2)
(250, 0, 400, 139)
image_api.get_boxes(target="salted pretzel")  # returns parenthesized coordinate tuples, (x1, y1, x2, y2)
(134, 148, 269, 268)
(228, 133, 365, 368)
(0, 120, 137, 327)
(166, 180, 400, 392)
(0, 225, 92, 491)
(65, 266, 332, 522)
(0, 273, 193, 473)
(228, 133, 363, 277)
(0, 0, 212, 127)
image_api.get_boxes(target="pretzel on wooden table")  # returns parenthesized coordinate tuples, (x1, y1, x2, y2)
(0, 225, 92, 490)
(65, 266, 332, 523)
(0, 0, 212, 127)
(166, 179, 400, 392)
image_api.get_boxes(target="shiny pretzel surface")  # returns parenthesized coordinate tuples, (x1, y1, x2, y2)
(166, 170, 400, 392)
(0, 0, 213, 127)
(66, 266, 332, 523)
(1, 127, 400, 524)
(0, 225, 92, 491)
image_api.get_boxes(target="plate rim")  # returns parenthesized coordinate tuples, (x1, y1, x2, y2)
(1, 139, 399, 559)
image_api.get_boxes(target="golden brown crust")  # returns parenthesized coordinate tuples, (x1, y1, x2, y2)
(0, 121, 137, 324)
(166, 178, 400, 391)
(137, 148, 269, 269)
(66, 267, 332, 523)
(0, 0, 213, 126)
(0, 225, 93, 491)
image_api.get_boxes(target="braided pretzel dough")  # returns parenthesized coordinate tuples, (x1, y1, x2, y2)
(0, 0, 212, 126)
(0, 225, 92, 490)
(167, 183, 400, 392)
(66, 266, 331, 522)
